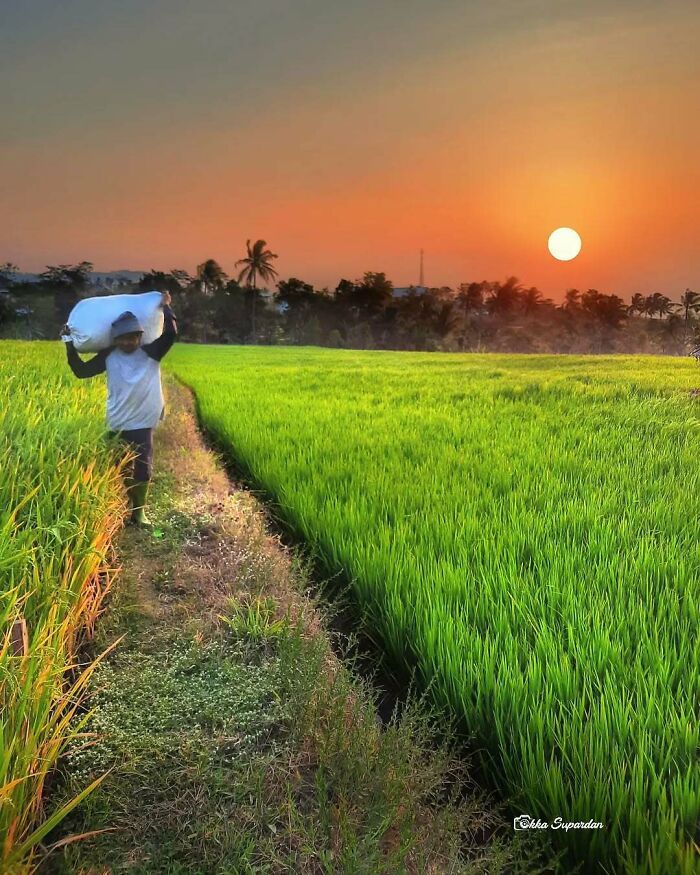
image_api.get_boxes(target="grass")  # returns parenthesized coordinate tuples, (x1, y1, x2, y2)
(0, 342, 126, 873)
(166, 344, 700, 874)
(47, 377, 533, 874)
(55, 617, 530, 874)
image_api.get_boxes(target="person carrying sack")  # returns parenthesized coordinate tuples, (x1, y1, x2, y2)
(61, 291, 177, 526)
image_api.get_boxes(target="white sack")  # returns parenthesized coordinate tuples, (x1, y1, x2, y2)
(64, 291, 165, 352)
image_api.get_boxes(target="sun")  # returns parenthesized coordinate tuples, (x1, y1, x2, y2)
(548, 227, 582, 261)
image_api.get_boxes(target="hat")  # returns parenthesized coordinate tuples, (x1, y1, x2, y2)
(111, 311, 143, 339)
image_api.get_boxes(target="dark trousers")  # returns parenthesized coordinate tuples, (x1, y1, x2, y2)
(111, 428, 154, 482)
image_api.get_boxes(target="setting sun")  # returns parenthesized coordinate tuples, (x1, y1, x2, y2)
(548, 228, 582, 261)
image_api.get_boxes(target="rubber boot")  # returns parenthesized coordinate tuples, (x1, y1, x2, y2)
(128, 480, 152, 527)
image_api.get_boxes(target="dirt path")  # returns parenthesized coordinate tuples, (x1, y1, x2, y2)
(44, 378, 536, 875)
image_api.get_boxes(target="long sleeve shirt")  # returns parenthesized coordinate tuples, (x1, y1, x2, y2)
(65, 304, 178, 431)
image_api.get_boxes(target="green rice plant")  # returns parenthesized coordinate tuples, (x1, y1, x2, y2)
(220, 596, 291, 645)
(0, 341, 127, 873)
(168, 345, 700, 874)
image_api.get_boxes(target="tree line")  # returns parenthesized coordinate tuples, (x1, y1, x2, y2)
(1, 252, 698, 355)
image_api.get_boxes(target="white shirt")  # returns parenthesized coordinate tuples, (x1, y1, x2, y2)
(105, 348, 165, 431)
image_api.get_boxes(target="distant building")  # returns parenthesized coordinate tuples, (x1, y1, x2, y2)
(391, 285, 429, 299)
(91, 272, 141, 290)
(11, 271, 145, 287)
(258, 288, 287, 314)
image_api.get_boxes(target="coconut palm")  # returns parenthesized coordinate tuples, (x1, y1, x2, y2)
(485, 276, 523, 315)
(522, 286, 544, 314)
(653, 293, 677, 319)
(680, 288, 700, 322)
(234, 239, 279, 343)
(642, 292, 675, 319)
(628, 293, 646, 316)
(196, 259, 228, 295)
(563, 289, 581, 311)
(457, 282, 485, 312)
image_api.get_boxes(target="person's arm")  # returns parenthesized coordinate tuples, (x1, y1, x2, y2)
(143, 294, 178, 362)
(61, 326, 110, 378)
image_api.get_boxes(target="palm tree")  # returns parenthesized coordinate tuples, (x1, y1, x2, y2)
(628, 293, 645, 316)
(457, 282, 485, 312)
(196, 259, 228, 295)
(680, 288, 700, 322)
(642, 294, 658, 318)
(485, 276, 523, 315)
(234, 239, 279, 343)
(650, 293, 676, 319)
(562, 289, 581, 311)
(522, 286, 544, 314)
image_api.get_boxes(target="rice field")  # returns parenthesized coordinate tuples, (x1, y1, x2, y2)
(0, 342, 125, 873)
(168, 345, 700, 874)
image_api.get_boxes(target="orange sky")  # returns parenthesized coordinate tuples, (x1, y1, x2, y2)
(3, 1, 699, 300)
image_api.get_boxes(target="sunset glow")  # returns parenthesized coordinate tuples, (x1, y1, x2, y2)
(3, 2, 699, 299)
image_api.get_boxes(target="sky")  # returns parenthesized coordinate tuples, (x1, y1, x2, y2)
(2, 0, 699, 300)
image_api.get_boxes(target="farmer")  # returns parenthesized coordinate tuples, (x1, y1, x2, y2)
(61, 291, 177, 526)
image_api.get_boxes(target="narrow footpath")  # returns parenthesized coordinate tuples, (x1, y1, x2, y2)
(44, 378, 538, 875)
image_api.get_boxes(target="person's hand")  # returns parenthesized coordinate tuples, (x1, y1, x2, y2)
(160, 291, 172, 308)
(60, 323, 70, 338)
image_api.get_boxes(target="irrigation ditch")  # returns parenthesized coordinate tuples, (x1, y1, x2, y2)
(181, 375, 452, 725)
(38, 374, 542, 874)
(178, 376, 555, 870)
